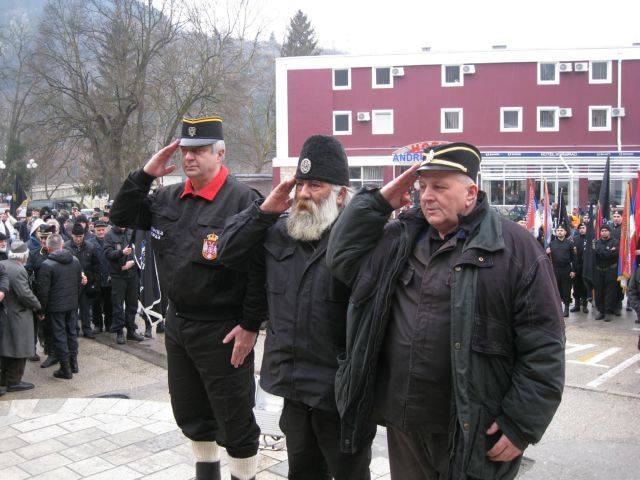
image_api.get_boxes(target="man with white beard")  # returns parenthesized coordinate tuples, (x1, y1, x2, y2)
(219, 135, 377, 480)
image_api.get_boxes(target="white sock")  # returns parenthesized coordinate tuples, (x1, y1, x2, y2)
(228, 454, 258, 479)
(191, 440, 220, 462)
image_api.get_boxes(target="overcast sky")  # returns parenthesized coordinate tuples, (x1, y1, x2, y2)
(255, 0, 640, 54)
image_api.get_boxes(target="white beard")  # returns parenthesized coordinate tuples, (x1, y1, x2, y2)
(286, 189, 341, 242)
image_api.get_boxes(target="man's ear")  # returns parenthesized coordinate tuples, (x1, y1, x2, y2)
(466, 184, 479, 207)
(336, 186, 347, 207)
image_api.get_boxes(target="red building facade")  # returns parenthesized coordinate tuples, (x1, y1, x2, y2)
(275, 47, 640, 210)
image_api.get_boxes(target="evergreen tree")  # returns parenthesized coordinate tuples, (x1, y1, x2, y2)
(281, 10, 319, 57)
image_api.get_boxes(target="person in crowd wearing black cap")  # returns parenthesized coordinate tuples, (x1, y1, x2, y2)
(36, 234, 85, 379)
(74, 215, 96, 244)
(0, 232, 9, 261)
(326, 142, 564, 480)
(514, 216, 527, 229)
(110, 116, 265, 480)
(14, 211, 30, 243)
(546, 225, 575, 317)
(64, 222, 101, 338)
(594, 225, 620, 321)
(0, 241, 41, 393)
(103, 225, 144, 344)
(218, 135, 376, 480)
(91, 221, 112, 333)
(610, 210, 624, 313)
(571, 223, 590, 313)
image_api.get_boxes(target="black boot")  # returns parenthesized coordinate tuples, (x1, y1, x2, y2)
(41, 355, 58, 368)
(116, 331, 125, 345)
(53, 361, 73, 380)
(563, 304, 569, 317)
(195, 461, 221, 480)
(144, 325, 153, 339)
(126, 331, 144, 342)
(582, 302, 589, 313)
(595, 311, 605, 320)
(569, 303, 581, 313)
(70, 356, 79, 374)
(156, 321, 165, 334)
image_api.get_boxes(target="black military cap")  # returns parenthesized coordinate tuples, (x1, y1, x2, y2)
(71, 223, 85, 236)
(76, 214, 88, 223)
(94, 220, 108, 228)
(417, 142, 481, 180)
(295, 135, 349, 186)
(180, 116, 224, 147)
(600, 224, 611, 232)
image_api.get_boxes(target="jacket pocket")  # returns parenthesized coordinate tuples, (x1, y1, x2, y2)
(472, 315, 513, 358)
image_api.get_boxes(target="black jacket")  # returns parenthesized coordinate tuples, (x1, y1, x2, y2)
(64, 239, 101, 288)
(36, 249, 83, 312)
(549, 238, 575, 272)
(103, 228, 136, 278)
(326, 190, 565, 479)
(595, 237, 618, 268)
(92, 236, 111, 287)
(219, 202, 351, 412)
(110, 169, 267, 331)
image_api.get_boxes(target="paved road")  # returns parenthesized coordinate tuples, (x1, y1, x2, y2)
(1, 307, 639, 479)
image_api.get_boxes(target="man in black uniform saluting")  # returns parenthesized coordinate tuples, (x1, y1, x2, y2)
(110, 116, 265, 480)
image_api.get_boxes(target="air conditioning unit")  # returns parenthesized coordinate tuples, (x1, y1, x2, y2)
(391, 67, 405, 76)
(462, 64, 476, 74)
(574, 62, 589, 72)
(559, 108, 573, 117)
(612, 107, 626, 117)
(558, 62, 573, 72)
(356, 112, 371, 122)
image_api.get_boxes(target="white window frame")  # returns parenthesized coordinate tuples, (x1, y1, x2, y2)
(589, 60, 612, 84)
(440, 108, 463, 133)
(500, 107, 523, 132)
(332, 111, 352, 135)
(441, 64, 464, 87)
(371, 67, 393, 89)
(588, 106, 612, 131)
(537, 106, 559, 132)
(332, 68, 351, 90)
(537, 62, 559, 85)
(349, 166, 384, 189)
(371, 109, 394, 135)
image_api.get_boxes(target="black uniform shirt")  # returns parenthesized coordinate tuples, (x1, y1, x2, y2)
(549, 238, 574, 272)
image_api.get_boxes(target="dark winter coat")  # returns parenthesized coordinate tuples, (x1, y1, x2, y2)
(92, 236, 111, 287)
(64, 239, 101, 289)
(326, 190, 565, 479)
(36, 249, 83, 312)
(103, 228, 136, 278)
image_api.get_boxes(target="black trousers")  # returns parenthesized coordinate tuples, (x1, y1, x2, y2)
(110, 276, 138, 333)
(279, 399, 376, 480)
(92, 286, 113, 331)
(78, 289, 93, 335)
(386, 424, 450, 480)
(0, 357, 27, 386)
(164, 307, 259, 458)
(554, 267, 572, 304)
(595, 266, 619, 314)
(572, 272, 588, 304)
(49, 310, 79, 363)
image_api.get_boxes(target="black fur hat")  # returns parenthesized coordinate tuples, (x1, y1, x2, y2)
(295, 135, 349, 186)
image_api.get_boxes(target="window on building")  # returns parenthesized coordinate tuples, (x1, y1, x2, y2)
(372, 67, 393, 88)
(441, 65, 463, 86)
(538, 62, 559, 84)
(349, 166, 383, 189)
(500, 107, 523, 132)
(589, 61, 611, 84)
(333, 68, 351, 90)
(333, 111, 352, 135)
(589, 106, 611, 131)
(441, 108, 463, 133)
(489, 180, 505, 204)
(372, 110, 394, 134)
(505, 180, 526, 205)
(537, 107, 559, 132)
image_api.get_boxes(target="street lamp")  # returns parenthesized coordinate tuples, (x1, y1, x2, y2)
(26, 158, 38, 199)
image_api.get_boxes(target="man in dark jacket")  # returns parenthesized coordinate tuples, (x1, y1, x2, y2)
(594, 225, 619, 321)
(64, 222, 101, 338)
(103, 225, 144, 344)
(546, 224, 575, 317)
(91, 221, 112, 333)
(0, 262, 9, 397)
(327, 143, 565, 480)
(36, 234, 84, 379)
(572, 223, 590, 313)
(110, 116, 266, 480)
(219, 136, 376, 480)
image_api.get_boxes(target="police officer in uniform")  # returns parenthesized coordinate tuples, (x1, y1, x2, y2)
(571, 223, 589, 313)
(546, 224, 575, 317)
(594, 224, 619, 321)
(110, 117, 265, 480)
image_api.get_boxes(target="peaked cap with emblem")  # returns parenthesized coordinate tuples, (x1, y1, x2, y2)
(180, 116, 224, 147)
(295, 135, 349, 186)
(417, 142, 481, 181)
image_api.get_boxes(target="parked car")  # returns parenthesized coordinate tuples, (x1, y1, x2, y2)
(27, 199, 83, 213)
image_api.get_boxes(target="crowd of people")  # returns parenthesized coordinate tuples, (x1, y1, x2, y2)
(0, 204, 158, 396)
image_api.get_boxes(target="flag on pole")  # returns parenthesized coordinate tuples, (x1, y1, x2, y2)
(525, 178, 537, 231)
(618, 181, 632, 288)
(133, 230, 165, 325)
(543, 180, 553, 247)
(557, 186, 568, 228)
(631, 169, 640, 272)
(10, 176, 27, 217)
(596, 156, 611, 238)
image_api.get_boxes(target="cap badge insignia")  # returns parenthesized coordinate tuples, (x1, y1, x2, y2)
(202, 232, 218, 261)
(188, 126, 197, 137)
(300, 158, 311, 174)
(425, 149, 435, 162)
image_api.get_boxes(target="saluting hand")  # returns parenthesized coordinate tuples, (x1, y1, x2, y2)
(260, 177, 296, 213)
(223, 325, 257, 368)
(380, 163, 420, 209)
(486, 422, 523, 462)
(143, 139, 180, 178)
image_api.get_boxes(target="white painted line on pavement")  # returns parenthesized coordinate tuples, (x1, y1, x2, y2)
(584, 347, 621, 367)
(567, 360, 609, 369)
(565, 343, 597, 355)
(586, 353, 640, 388)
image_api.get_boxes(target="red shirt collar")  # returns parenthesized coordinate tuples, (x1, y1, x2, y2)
(180, 166, 229, 201)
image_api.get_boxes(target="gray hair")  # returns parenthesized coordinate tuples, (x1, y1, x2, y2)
(332, 185, 355, 209)
(455, 173, 476, 187)
(8, 251, 28, 263)
(212, 140, 225, 159)
(46, 234, 63, 251)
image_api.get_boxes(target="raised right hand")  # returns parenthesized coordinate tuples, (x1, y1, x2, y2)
(260, 177, 296, 213)
(143, 139, 180, 178)
(122, 246, 132, 256)
(379, 163, 420, 209)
